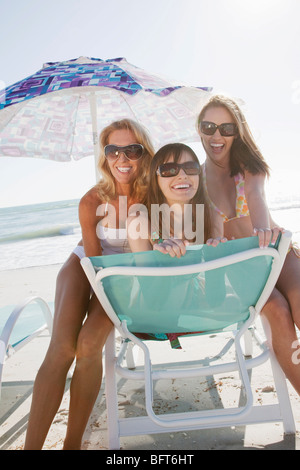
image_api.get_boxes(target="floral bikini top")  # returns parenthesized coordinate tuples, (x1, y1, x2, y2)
(202, 164, 250, 222)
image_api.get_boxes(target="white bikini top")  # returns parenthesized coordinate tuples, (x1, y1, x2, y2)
(97, 202, 131, 256)
(97, 225, 131, 256)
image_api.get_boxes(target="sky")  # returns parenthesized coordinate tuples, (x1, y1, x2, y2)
(0, 0, 300, 207)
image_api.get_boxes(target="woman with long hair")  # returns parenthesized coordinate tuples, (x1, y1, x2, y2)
(127, 142, 225, 349)
(127, 142, 224, 256)
(197, 94, 300, 395)
(24, 119, 155, 450)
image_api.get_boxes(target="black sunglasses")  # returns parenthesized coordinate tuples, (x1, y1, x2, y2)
(156, 161, 201, 178)
(104, 144, 144, 161)
(200, 121, 238, 137)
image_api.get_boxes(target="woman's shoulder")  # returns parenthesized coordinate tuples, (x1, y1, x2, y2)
(80, 186, 101, 204)
(243, 169, 267, 195)
(79, 186, 103, 214)
(243, 169, 266, 183)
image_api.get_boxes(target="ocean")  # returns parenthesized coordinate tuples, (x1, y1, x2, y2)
(0, 199, 82, 271)
(0, 193, 300, 272)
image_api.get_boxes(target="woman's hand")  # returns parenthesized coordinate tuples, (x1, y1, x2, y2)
(252, 227, 284, 248)
(206, 237, 228, 247)
(153, 239, 189, 258)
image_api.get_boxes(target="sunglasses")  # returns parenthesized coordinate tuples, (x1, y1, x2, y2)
(104, 144, 144, 161)
(200, 121, 238, 137)
(156, 161, 201, 178)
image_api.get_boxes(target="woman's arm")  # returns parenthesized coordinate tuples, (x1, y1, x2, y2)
(205, 207, 227, 246)
(78, 188, 103, 257)
(244, 171, 283, 247)
(127, 211, 152, 252)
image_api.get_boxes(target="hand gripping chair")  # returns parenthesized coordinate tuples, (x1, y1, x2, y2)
(81, 233, 295, 449)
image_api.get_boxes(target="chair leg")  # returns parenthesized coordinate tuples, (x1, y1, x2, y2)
(260, 313, 295, 434)
(269, 350, 296, 434)
(125, 341, 139, 369)
(104, 328, 121, 450)
(0, 354, 4, 399)
(242, 329, 253, 357)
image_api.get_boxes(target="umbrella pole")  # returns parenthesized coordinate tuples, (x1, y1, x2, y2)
(89, 91, 101, 182)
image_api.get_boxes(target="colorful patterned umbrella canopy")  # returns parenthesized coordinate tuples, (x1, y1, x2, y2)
(0, 57, 212, 164)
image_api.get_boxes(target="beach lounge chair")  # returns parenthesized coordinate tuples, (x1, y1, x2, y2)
(81, 232, 295, 449)
(0, 296, 53, 398)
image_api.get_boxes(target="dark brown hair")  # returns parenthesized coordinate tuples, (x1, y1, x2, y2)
(197, 95, 270, 177)
(147, 143, 211, 242)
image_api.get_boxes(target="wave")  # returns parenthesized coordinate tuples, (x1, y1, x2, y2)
(0, 223, 79, 244)
(268, 201, 300, 211)
(0, 199, 80, 215)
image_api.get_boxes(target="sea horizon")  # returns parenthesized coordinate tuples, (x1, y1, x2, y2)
(0, 193, 300, 272)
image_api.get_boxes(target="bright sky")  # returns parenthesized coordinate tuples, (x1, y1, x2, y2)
(0, 0, 300, 207)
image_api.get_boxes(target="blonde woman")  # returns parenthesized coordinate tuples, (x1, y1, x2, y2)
(197, 95, 300, 395)
(25, 119, 155, 450)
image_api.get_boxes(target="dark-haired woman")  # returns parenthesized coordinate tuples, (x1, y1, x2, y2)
(197, 95, 300, 395)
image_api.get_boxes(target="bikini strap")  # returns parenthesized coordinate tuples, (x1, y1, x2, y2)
(202, 164, 229, 222)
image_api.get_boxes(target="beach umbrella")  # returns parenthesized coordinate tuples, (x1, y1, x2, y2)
(0, 56, 211, 176)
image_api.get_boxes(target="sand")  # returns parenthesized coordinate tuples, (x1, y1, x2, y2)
(0, 264, 299, 451)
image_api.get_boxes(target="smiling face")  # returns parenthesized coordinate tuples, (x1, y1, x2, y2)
(200, 106, 237, 165)
(106, 128, 142, 190)
(157, 150, 199, 207)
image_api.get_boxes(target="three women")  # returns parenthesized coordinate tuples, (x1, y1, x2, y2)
(25, 94, 300, 450)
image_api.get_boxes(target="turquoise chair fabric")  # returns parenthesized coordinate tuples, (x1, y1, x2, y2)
(82, 232, 296, 449)
(89, 237, 273, 335)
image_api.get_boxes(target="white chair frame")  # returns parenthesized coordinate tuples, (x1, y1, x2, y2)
(0, 296, 53, 398)
(81, 232, 295, 449)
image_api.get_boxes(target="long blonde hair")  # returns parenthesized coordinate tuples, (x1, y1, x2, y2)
(96, 119, 155, 203)
(197, 95, 270, 177)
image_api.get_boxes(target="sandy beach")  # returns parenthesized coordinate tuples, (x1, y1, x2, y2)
(0, 263, 299, 451)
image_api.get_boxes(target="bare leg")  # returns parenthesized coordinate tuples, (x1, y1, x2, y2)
(63, 295, 113, 450)
(276, 250, 300, 330)
(261, 286, 300, 395)
(24, 254, 90, 450)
